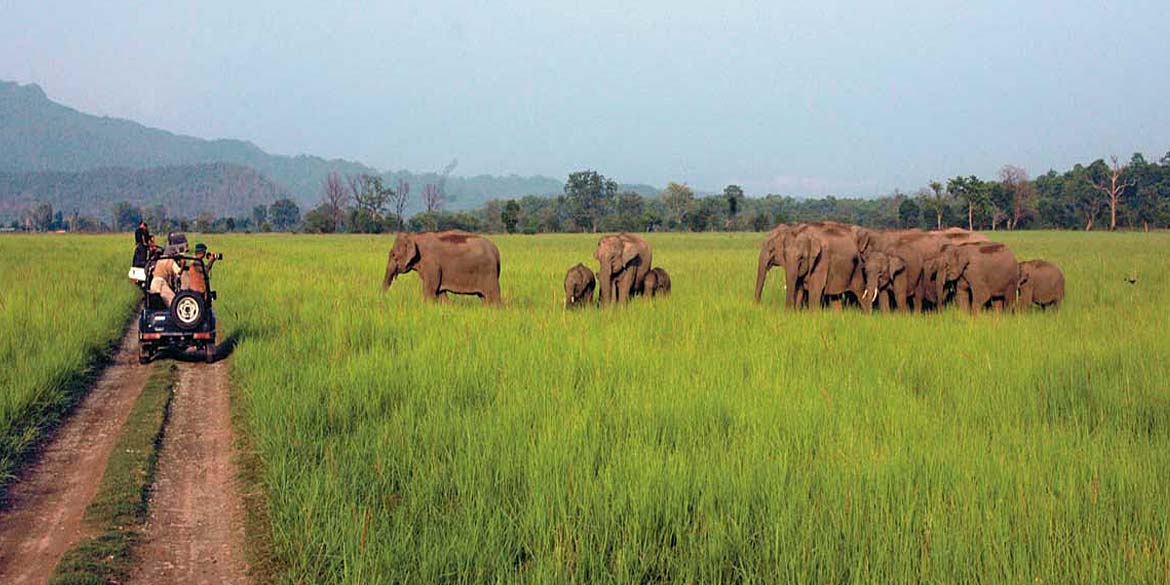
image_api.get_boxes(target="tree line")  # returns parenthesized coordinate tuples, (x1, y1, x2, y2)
(8, 152, 1168, 234)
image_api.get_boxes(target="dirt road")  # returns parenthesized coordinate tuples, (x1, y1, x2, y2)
(129, 359, 250, 585)
(0, 323, 153, 585)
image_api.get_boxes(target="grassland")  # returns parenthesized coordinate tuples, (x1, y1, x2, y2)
(2, 231, 1166, 583)
(0, 234, 137, 487)
(204, 230, 1168, 583)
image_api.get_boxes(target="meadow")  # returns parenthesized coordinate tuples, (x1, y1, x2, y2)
(0, 235, 137, 487)
(211, 231, 1170, 583)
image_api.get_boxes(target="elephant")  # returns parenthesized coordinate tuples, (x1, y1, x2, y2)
(855, 228, 951, 311)
(382, 231, 502, 305)
(564, 263, 596, 308)
(755, 222, 862, 310)
(935, 242, 1019, 314)
(643, 267, 672, 297)
(1018, 260, 1064, 310)
(594, 233, 652, 305)
(860, 251, 907, 313)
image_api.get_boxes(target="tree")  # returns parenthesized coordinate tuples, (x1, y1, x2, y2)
(143, 204, 168, 233)
(422, 184, 444, 214)
(1086, 155, 1136, 231)
(661, 182, 695, 230)
(392, 179, 411, 231)
(30, 202, 54, 231)
(112, 201, 141, 232)
(922, 181, 948, 229)
(319, 171, 350, 233)
(724, 184, 744, 230)
(564, 170, 617, 232)
(1068, 164, 1102, 230)
(252, 205, 268, 231)
(898, 197, 921, 228)
(999, 165, 1036, 229)
(501, 200, 521, 233)
(349, 174, 392, 233)
(1129, 153, 1169, 231)
(195, 212, 215, 233)
(947, 176, 986, 230)
(269, 198, 301, 231)
(611, 191, 645, 232)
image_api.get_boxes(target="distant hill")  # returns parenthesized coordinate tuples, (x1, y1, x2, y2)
(0, 163, 290, 220)
(0, 80, 569, 215)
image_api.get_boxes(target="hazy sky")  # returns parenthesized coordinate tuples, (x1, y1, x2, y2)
(2, 1, 1168, 196)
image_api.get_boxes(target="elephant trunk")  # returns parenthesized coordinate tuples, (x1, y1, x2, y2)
(784, 267, 798, 309)
(861, 285, 874, 313)
(598, 264, 612, 306)
(382, 262, 398, 291)
(754, 248, 771, 302)
(935, 274, 947, 307)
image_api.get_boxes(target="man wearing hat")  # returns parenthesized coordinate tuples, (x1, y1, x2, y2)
(182, 242, 218, 294)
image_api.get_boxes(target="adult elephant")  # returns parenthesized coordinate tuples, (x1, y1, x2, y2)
(594, 233, 652, 305)
(382, 231, 501, 305)
(936, 242, 1018, 314)
(755, 222, 862, 310)
(856, 228, 950, 311)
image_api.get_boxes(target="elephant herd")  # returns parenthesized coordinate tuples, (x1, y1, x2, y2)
(756, 222, 1065, 313)
(564, 233, 671, 308)
(380, 226, 1063, 313)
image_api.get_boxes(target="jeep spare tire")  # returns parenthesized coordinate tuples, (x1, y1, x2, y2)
(171, 291, 206, 331)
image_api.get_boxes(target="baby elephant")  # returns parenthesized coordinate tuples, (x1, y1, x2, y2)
(642, 267, 671, 297)
(564, 263, 596, 308)
(1018, 259, 1064, 309)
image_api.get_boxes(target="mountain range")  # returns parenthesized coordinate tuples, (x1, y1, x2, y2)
(1, 80, 661, 221)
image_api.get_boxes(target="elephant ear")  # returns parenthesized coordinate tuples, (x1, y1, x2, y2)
(799, 236, 822, 274)
(620, 240, 641, 268)
(955, 252, 971, 275)
(856, 229, 873, 255)
(403, 234, 421, 267)
(890, 255, 906, 276)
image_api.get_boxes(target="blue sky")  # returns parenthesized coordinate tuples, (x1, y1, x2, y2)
(2, 1, 1168, 195)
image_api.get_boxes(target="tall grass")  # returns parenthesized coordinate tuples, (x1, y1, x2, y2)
(214, 231, 1170, 583)
(67, 231, 1170, 582)
(0, 235, 138, 486)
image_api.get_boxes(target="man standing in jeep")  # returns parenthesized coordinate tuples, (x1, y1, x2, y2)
(183, 242, 218, 294)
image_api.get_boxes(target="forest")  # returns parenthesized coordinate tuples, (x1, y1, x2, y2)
(9, 152, 1169, 235)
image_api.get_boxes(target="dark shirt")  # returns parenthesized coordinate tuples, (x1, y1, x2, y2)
(135, 225, 150, 246)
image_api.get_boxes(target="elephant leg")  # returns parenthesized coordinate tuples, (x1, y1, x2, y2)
(1004, 279, 1019, 312)
(617, 271, 635, 303)
(970, 287, 989, 315)
(482, 280, 502, 306)
(419, 268, 441, 301)
(830, 297, 843, 312)
(894, 285, 909, 313)
(956, 282, 970, 312)
(806, 271, 827, 312)
(879, 291, 892, 312)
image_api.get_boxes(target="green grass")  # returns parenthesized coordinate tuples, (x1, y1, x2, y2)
(5, 231, 1167, 582)
(50, 364, 177, 585)
(204, 231, 1170, 583)
(0, 234, 138, 489)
